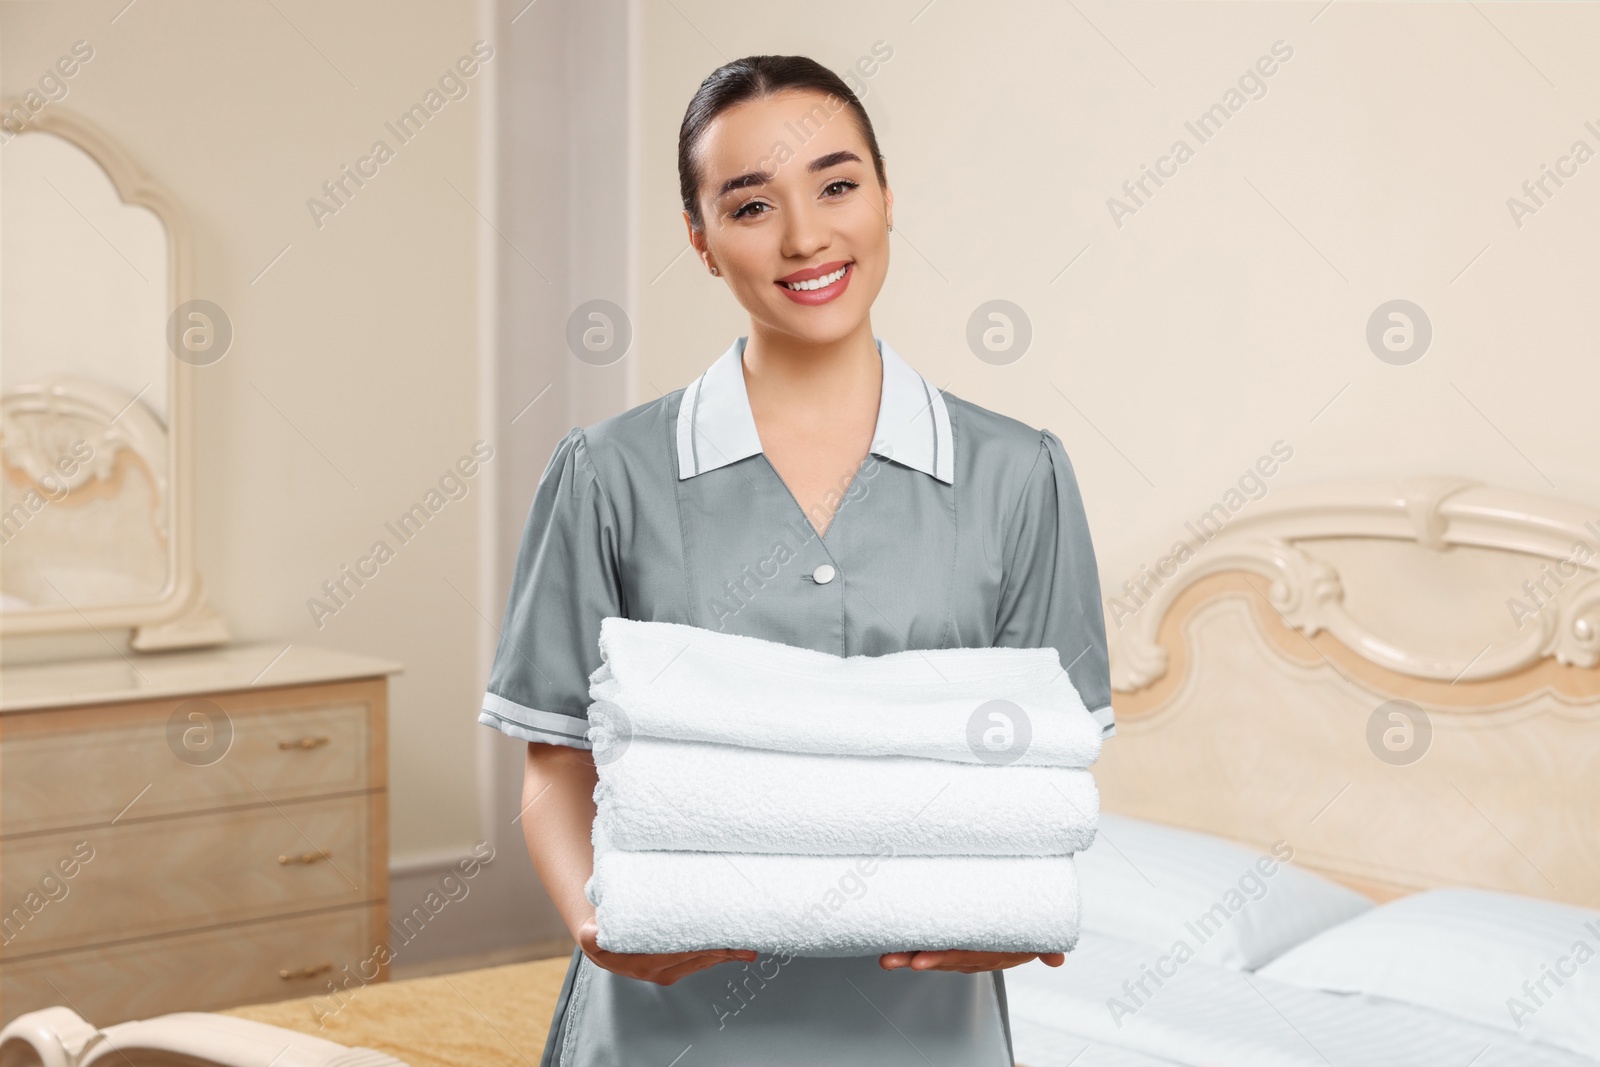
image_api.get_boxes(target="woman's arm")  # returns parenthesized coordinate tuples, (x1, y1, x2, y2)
(520, 741, 757, 985)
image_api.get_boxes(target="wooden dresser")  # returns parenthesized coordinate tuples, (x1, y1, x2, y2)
(0, 644, 400, 1025)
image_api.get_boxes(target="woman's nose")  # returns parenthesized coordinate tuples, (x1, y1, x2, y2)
(780, 201, 829, 259)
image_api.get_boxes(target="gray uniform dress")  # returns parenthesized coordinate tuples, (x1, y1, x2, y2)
(479, 336, 1115, 1067)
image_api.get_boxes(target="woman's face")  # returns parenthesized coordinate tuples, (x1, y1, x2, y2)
(686, 89, 892, 347)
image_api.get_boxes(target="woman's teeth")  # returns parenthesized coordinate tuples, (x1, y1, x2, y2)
(781, 265, 849, 291)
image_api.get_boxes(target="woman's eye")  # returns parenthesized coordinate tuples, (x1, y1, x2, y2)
(823, 179, 859, 198)
(730, 200, 770, 219)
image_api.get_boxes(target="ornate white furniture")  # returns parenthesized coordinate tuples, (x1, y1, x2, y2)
(0, 1005, 410, 1067)
(1, 104, 226, 649)
(0, 645, 400, 1026)
(1099, 476, 1600, 908)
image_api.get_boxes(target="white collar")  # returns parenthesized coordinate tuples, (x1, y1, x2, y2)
(676, 336, 954, 484)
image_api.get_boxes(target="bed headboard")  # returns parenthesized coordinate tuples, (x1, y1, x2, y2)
(1099, 476, 1600, 908)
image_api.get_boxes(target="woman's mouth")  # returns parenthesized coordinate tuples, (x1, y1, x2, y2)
(776, 262, 853, 305)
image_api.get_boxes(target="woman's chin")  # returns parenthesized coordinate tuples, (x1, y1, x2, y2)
(762, 291, 878, 345)
(772, 311, 868, 347)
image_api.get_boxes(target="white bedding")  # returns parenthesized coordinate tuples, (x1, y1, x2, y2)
(1017, 1043, 1180, 1067)
(1006, 930, 1600, 1067)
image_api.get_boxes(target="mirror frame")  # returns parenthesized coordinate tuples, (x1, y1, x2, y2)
(1, 104, 226, 649)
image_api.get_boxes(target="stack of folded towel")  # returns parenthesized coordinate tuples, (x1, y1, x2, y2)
(582, 617, 1104, 958)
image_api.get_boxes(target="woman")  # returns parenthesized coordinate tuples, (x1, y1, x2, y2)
(479, 54, 1115, 1067)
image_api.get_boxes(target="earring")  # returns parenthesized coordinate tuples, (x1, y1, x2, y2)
(709, 266, 720, 276)
(886, 222, 893, 232)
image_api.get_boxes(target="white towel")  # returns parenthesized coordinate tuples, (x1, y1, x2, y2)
(585, 825, 1082, 957)
(594, 735, 1100, 856)
(587, 617, 1103, 768)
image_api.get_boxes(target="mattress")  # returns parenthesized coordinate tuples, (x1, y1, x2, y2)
(1005, 929, 1600, 1067)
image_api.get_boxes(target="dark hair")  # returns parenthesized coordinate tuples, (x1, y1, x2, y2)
(678, 55, 887, 232)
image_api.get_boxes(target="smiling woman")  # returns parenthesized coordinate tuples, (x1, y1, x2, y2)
(680, 61, 891, 359)
(482, 53, 1113, 1067)
(676, 60, 901, 537)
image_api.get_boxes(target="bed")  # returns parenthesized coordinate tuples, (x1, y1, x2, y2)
(10, 475, 1597, 1066)
(1000, 474, 1600, 1066)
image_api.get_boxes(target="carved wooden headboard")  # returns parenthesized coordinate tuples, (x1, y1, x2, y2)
(1098, 476, 1600, 908)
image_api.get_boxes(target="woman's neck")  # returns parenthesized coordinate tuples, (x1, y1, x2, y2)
(740, 320, 881, 412)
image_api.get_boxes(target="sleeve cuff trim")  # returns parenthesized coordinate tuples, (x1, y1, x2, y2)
(480, 692, 591, 742)
(1089, 703, 1115, 738)
(478, 709, 594, 749)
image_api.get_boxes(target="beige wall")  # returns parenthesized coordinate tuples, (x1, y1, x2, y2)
(3, 1, 489, 861)
(637, 2, 1600, 618)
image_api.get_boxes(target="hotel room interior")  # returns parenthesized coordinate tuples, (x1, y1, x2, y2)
(1, 1, 1596, 1064)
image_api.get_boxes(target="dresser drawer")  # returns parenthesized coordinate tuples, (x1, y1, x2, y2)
(1, 904, 383, 1026)
(1, 794, 378, 957)
(2, 685, 377, 837)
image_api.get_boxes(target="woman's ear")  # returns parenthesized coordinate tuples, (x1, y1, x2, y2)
(881, 166, 894, 231)
(683, 210, 715, 272)
(683, 211, 705, 254)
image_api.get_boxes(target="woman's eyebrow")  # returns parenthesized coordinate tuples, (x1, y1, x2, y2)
(715, 150, 863, 199)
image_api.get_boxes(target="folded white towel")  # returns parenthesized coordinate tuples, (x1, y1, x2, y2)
(587, 617, 1103, 768)
(585, 825, 1081, 957)
(594, 736, 1100, 856)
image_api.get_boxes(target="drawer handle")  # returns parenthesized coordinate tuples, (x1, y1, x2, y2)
(278, 849, 332, 866)
(279, 962, 333, 981)
(279, 736, 331, 751)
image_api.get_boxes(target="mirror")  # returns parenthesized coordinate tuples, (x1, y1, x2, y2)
(0, 107, 226, 649)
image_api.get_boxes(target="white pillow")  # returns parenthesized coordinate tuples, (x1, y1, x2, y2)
(1076, 812, 1374, 970)
(1258, 887, 1600, 1060)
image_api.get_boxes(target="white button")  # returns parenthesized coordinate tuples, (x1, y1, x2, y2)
(811, 564, 837, 585)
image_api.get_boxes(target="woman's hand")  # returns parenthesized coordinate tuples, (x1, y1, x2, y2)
(878, 950, 1065, 973)
(578, 914, 758, 986)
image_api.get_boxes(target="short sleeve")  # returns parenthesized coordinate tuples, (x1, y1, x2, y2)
(478, 427, 623, 749)
(993, 430, 1115, 738)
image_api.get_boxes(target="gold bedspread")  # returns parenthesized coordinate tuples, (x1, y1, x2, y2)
(221, 956, 572, 1067)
